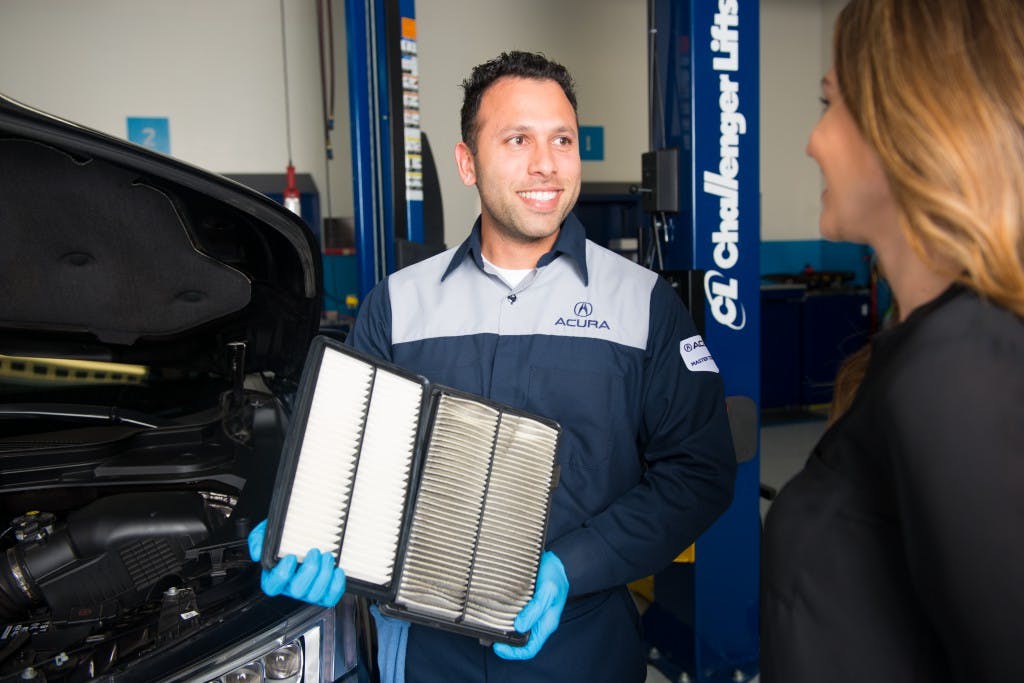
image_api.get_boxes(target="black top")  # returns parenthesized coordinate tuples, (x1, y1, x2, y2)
(761, 285, 1024, 683)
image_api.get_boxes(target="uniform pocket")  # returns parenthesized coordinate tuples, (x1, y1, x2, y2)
(527, 365, 617, 469)
(403, 347, 484, 395)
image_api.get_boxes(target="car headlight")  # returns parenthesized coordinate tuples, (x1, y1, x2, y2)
(205, 643, 303, 683)
(208, 639, 303, 682)
(156, 598, 356, 683)
(222, 662, 264, 682)
(264, 642, 304, 679)
(203, 625, 318, 683)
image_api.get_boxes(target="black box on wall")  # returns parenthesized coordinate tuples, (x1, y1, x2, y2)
(641, 148, 679, 213)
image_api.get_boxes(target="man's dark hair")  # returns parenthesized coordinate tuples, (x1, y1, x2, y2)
(460, 51, 577, 153)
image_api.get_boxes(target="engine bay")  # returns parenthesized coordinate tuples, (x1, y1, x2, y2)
(0, 390, 284, 682)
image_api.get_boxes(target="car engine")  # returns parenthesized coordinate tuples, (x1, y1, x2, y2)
(0, 383, 288, 682)
(0, 490, 258, 682)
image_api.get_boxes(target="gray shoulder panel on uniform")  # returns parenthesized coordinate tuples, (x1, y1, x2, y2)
(390, 240, 657, 351)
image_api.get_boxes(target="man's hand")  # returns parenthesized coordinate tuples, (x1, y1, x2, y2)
(493, 551, 569, 660)
(247, 519, 346, 607)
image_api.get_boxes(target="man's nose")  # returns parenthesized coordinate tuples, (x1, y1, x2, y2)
(529, 143, 556, 176)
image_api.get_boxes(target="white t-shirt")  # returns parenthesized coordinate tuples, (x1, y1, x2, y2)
(482, 255, 533, 288)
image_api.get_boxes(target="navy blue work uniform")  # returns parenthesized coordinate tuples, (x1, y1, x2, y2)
(348, 215, 736, 683)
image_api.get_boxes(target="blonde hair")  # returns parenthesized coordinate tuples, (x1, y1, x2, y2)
(835, 0, 1024, 316)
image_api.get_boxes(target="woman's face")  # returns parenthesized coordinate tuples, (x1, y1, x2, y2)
(806, 67, 899, 244)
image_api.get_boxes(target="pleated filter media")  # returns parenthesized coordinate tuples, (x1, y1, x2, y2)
(389, 394, 559, 639)
(266, 339, 425, 593)
(263, 337, 560, 645)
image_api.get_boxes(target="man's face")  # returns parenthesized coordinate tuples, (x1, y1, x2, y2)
(456, 77, 581, 246)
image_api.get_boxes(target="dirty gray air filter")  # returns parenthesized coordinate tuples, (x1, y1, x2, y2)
(262, 336, 560, 645)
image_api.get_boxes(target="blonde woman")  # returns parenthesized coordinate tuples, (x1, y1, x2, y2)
(761, 1, 1024, 681)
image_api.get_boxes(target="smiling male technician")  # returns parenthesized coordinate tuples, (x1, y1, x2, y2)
(252, 50, 736, 682)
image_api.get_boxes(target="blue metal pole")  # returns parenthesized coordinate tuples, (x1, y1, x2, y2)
(345, 0, 379, 302)
(653, 0, 761, 679)
(372, 0, 396, 278)
(347, 0, 414, 301)
(398, 0, 424, 244)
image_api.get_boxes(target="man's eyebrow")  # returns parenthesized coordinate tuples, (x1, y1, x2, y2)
(495, 125, 533, 136)
(494, 124, 577, 136)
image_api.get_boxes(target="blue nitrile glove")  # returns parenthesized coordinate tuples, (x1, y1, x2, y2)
(247, 519, 347, 607)
(493, 551, 569, 660)
(370, 604, 409, 683)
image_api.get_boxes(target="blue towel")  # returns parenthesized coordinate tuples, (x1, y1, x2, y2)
(370, 604, 409, 683)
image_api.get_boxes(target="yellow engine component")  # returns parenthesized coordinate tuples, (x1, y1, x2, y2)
(0, 354, 147, 386)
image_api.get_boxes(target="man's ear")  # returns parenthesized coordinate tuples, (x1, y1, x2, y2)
(455, 141, 477, 187)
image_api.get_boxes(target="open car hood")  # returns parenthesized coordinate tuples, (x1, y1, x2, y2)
(0, 94, 322, 382)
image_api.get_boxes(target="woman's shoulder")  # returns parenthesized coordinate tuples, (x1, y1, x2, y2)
(876, 288, 1022, 414)
(895, 286, 1023, 363)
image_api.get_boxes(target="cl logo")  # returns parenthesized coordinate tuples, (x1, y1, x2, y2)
(573, 302, 593, 317)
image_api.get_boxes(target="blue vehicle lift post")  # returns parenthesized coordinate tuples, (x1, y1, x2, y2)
(642, 1, 761, 681)
(345, 0, 422, 302)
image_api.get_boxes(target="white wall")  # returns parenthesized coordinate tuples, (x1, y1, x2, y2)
(759, 0, 825, 241)
(0, 0, 838, 250)
(0, 0, 353, 220)
(757, 0, 849, 242)
(821, 0, 846, 61)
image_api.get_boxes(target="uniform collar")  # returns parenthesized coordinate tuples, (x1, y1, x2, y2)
(441, 213, 589, 285)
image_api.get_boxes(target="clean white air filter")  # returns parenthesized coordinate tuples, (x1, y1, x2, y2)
(338, 367, 423, 584)
(275, 349, 371, 562)
(263, 337, 560, 646)
(265, 340, 426, 596)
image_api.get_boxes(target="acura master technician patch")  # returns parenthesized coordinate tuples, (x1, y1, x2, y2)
(679, 335, 719, 373)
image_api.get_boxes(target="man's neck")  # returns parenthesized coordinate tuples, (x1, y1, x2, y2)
(479, 226, 559, 269)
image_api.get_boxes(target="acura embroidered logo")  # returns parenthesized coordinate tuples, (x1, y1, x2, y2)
(573, 301, 593, 317)
(556, 301, 610, 330)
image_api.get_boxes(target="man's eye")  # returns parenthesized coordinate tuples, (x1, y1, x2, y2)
(554, 136, 573, 146)
(508, 135, 525, 145)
